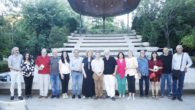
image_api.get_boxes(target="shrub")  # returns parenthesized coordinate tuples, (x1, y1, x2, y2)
(0, 61, 9, 73)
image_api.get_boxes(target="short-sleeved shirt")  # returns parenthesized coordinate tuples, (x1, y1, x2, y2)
(35, 55, 50, 74)
(103, 56, 117, 75)
(50, 56, 60, 74)
(8, 54, 23, 71)
(70, 57, 83, 71)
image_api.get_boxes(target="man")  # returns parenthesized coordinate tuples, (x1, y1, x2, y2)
(50, 49, 60, 98)
(160, 47, 172, 98)
(70, 49, 83, 99)
(103, 49, 117, 101)
(137, 50, 149, 97)
(8, 47, 23, 100)
(172, 45, 192, 101)
(91, 51, 104, 99)
(35, 48, 50, 98)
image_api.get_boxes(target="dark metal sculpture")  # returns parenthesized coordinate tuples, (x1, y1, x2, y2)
(68, 0, 140, 17)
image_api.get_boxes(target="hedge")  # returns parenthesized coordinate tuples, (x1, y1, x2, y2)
(0, 61, 9, 73)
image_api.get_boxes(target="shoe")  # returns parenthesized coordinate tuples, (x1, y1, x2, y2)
(177, 97, 183, 102)
(122, 95, 125, 98)
(72, 95, 76, 99)
(56, 95, 60, 98)
(127, 96, 131, 100)
(119, 94, 122, 98)
(63, 93, 68, 99)
(105, 95, 110, 99)
(10, 96, 14, 100)
(172, 97, 177, 100)
(94, 96, 98, 100)
(18, 96, 23, 100)
(39, 96, 43, 99)
(51, 95, 56, 98)
(132, 96, 135, 101)
(111, 97, 116, 101)
(160, 95, 164, 98)
(78, 95, 81, 99)
(45, 96, 49, 99)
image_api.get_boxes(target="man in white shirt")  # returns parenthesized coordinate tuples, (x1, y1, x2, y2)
(8, 47, 23, 100)
(91, 51, 104, 99)
(172, 45, 193, 101)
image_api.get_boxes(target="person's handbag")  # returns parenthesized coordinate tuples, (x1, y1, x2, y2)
(172, 53, 184, 79)
(149, 72, 156, 79)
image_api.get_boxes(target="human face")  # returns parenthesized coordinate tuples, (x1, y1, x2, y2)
(176, 46, 183, 54)
(128, 51, 133, 58)
(25, 53, 30, 60)
(95, 52, 100, 59)
(152, 52, 157, 59)
(13, 47, 19, 55)
(163, 48, 169, 55)
(63, 51, 67, 58)
(104, 50, 110, 57)
(87, 51, 93, 57)
(140, 50, 145, 58)
(52, 49, 58, 57)
(73, 50, 79, 57)
(41, 49, 47, 57)
(119, 53, 124, 59)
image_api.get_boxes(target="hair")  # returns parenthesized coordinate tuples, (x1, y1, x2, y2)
(86, 50, 93, 57)
(11, 47, 19, 55)
(23, 52, 32, 62)
(176, 45, 183, 49)
(117, 51, 125, 59)
(150, 51, 159, 61)
(128, 50, 134, 57)
(61, 51, 70, 64)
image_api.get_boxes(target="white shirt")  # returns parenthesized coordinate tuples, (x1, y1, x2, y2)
(172, 52, 193, 71)
(125, 57, 138, 76)
(91, 58, 104, 73)
(59, 60, 71, 74)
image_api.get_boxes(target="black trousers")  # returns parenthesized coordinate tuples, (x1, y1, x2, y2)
(139, 76, 149, 96)
(127, 75, 135, 93)
(23, 75, 34, 96)
(60, 74, 70, 93)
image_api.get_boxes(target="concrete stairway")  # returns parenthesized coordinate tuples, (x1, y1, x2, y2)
(52, 31, 159, 57)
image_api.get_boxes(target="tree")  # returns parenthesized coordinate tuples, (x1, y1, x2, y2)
(21, 0, 78, 56)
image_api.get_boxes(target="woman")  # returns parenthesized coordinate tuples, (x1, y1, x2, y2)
(21, 52, 34, 99)
(82, 50, 95, 98)
(59, 51, 71, 99)
(125, 50, 138, 100)
(149, 51, 163, 99)
(116, 52, 126, 98)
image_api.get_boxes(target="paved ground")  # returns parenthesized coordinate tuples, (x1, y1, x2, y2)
(0, 94, 195, 110)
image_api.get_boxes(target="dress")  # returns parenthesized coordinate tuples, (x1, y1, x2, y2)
(149, 60, 162, 82)
(82, 57, 95, 97)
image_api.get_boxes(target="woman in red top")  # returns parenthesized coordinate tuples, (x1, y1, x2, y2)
(149, 51, 163, 99)
(116, 52, 126, 98)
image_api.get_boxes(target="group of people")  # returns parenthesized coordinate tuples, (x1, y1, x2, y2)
(7, 45, 192, 102)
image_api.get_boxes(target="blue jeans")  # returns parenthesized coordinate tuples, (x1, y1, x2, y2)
(160, 74, 171, 96)
(139, 76, 149, 96)
(172, 71, 185, 98)
(71, 71, 83, 95)
(50, 74, 60, 96)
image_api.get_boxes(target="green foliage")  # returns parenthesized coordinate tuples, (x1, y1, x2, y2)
(0, 61, 9, 73)
(181, 31, 195, 50)
(132, 0, 195, 49)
